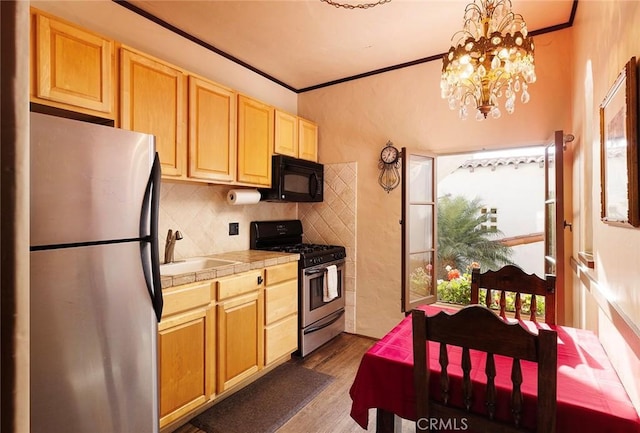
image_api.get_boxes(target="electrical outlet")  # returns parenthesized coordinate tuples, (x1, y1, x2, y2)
(229, 222, 239, 236)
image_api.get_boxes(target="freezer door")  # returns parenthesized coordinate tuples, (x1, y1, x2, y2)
(30, 112, 154, 247)
(30, 243, 159, 433)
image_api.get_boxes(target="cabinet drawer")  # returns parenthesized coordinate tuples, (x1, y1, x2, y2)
(217, 270, 263, 301)
(264, 261, 298, 286)
(162, 281, 212, 318)
(265, 315, 298, 365)
(265, 279, 298, 325)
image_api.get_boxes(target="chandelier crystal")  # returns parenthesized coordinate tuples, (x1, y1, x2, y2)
(440, 0, 536, 120)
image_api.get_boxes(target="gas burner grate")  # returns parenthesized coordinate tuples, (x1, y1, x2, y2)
(250, 220, 346, 267)
(268, 243, 338, 254)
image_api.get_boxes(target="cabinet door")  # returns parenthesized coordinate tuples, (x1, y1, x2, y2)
(264, 262, 298, 365)
(217, 290, 264, 392)
(188, 76, 236, 182)
(120, 47, 186, 178)
(158, 307, 213, 428)
(298, 118, 318, 162)
(32, 12, 114, 117)
(237, 95, 273, 186)
(265, 315, 298, 365)
(274, 109, 298, 157)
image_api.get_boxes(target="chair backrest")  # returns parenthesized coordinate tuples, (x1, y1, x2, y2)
(471, 265, 556, 324)
(412, 305, 557, 433)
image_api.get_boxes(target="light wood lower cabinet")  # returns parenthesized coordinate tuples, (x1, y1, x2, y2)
(157, 263, 297, 428)
(216, 269, 264, 392)
(158, 281, 214, 428)
(264, 262, 299, 365)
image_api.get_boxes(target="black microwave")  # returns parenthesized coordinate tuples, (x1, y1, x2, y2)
(259, 155, 323, 202)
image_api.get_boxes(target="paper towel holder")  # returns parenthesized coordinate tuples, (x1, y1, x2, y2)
(227, 188, 262, 205)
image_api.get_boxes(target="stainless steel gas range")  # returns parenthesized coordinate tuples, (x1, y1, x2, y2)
(250, 220, 346, 357)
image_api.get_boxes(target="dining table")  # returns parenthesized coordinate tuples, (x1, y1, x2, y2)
(349, 304, 640, 432)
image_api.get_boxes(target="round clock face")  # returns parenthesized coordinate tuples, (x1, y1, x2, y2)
(381, 145, 399, 164)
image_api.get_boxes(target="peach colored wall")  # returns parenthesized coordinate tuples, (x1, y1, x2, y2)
(298, 30, 573, 338)
(30, 0, 298, 112)
(569, 0, 640, 409)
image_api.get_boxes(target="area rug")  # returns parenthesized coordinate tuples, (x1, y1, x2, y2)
(189, 361, 334, 433)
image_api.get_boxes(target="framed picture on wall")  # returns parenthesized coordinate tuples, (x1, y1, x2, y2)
(599, 56, 639, 227)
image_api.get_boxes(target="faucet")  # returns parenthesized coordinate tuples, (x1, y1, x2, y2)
(164, 229, 183, 264)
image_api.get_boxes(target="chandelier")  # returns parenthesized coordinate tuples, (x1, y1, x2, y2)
(440, 0, 536, 120)
(320, 0, 391, 9)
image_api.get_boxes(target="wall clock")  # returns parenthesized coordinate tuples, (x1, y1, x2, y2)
(378, 140, 401, 193)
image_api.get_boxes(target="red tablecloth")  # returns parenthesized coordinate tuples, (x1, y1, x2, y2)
(349, 305, 640, 432)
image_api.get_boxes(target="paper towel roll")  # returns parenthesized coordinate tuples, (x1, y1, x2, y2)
(227, 189, 261, 205)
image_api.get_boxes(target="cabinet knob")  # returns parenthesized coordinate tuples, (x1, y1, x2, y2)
(257, 275, 264, 285)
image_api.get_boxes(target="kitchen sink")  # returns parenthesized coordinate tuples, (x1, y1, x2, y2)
(160, 257, 239, 275)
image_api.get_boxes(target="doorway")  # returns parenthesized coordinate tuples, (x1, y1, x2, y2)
(437, 146, 547, 276)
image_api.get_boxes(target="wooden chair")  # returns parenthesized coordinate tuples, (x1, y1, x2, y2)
(412, 306, 557, 433)
(471, 265, 556, 324)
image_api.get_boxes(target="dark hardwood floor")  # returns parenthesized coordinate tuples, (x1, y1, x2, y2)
(172, 333, 380, 433)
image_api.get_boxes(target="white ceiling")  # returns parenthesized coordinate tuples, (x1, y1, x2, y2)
(124, 0, 575, 92)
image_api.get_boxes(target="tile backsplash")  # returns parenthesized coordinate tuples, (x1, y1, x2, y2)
(159, 162, 357, 333)
(299, 162, 357, 333)
(159, 181, 296, 260)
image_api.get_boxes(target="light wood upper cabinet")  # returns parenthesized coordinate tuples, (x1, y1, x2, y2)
(188, 76, 236, 182)
(30, 9, 320, 185)
(298, 118, 319, 162)
(274, 109, 298, 158)
(120, 46, 187, 178)
(274, 110, 319, 162)
(30, 10, 115, 119)
(237, 95, 273, 186)
(158, 281, 214, 428)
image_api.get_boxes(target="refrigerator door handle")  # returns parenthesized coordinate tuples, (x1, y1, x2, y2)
(140, 152, 163, 322)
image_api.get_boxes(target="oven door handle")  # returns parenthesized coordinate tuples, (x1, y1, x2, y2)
(305, 269, 324, 275)
(303, 309, 345, 334)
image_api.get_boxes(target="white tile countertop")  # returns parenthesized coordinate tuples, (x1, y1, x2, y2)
(160, 250, 300, 289)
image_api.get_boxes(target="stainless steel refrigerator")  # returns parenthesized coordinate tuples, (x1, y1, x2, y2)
(29, 112, 163, 433)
